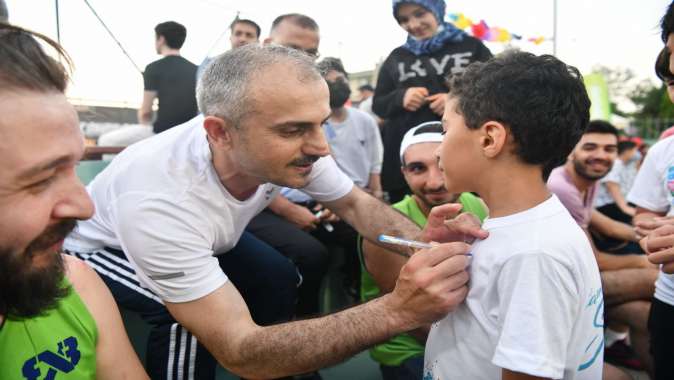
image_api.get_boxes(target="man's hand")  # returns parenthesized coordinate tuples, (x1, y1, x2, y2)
(386, 241, 472, 327)
(403, 87, 429, 112)
(285, 203, 320, 231)
(635, 216, 674, 240)
(420, 203, 489, 244)
(426, 93, 447, 116)
(641, 224, 674, 273)
(312, 203, 340, 223)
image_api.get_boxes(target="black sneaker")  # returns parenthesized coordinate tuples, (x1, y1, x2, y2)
(604, 339, 644, 370)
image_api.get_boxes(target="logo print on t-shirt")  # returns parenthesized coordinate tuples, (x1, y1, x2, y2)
(21, 336, 81, 380)
(578, 288, 604, 371)
(667, 166, 674, 196)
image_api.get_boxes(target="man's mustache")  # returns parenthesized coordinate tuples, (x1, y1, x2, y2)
(290, 155, 320, 166)
(25, 219, 77, 256)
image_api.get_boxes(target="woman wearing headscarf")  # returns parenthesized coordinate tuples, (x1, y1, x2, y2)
(373, 0, 492, 203)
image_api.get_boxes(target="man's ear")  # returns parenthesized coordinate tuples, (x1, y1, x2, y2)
(480, 121, 508, 158)
(203, 116, 235, 149)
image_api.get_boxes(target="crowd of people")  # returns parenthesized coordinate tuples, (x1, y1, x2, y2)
(2, 0, 674, 380)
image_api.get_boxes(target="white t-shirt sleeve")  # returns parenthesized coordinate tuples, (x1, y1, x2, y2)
(365, 114, 383, 174)
(601, 161, 622, 184)
(627, 143, 669, 213)
(301, 156, 354, 202)
(112, 193, 228, 303)
(492, 253, 579, 378)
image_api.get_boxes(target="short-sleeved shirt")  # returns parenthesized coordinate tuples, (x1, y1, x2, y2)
(64, 115, 354, 303)
(143, 55, 199, 133)
(359, 193, 487, 367)
(547, 166, 597, 228)
(425, 196, 603, 379)
(595, 159, 639, 208)
(627, 136, 674, 306)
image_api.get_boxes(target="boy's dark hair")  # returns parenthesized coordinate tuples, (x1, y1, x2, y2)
(271, 13, 319, 32)
(230, 18, 260, 38)
(617, 140, 637, 155)
(317, 57, 347, 78)
(0, 22, 71, 93)
(154, 21, 187, 49)
(661, 1, 674, 42)
(586, 120, 619, 138)
(655, 47, 674, 82)
(447, 51, 590, 180)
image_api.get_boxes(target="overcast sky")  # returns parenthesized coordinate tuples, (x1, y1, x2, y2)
(6, 0, 671, 106)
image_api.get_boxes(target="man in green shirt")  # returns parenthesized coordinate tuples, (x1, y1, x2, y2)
(361, 121, 487, 380)
(0, 24, 147, 379)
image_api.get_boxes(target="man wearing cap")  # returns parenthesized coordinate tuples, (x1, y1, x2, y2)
(359, 121, 488, 380)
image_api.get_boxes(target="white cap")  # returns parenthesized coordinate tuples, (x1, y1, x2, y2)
(399, 121, 444, 162)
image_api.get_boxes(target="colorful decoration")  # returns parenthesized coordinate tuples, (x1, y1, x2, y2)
(448, 12, 547, 45)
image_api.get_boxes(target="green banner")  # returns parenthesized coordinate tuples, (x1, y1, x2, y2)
(584, 73, 611, 121)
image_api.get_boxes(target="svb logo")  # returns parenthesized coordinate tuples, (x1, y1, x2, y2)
(21, 336, 81, 380)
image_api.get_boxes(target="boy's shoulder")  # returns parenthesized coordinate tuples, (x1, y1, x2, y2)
(476, 196, 590, 263)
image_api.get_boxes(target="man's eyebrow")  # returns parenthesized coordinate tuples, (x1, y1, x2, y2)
(272, 115, 331, 130)
(16, 155, 76, 181)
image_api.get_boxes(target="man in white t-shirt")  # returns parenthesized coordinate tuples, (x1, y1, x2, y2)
(628, 6, 674, 378)
(64, 44, 483, 380)
(425, 51, 603, 379)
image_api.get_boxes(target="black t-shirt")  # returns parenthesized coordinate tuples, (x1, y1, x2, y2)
(372, 36, 492, 194)
(143, 55, 199, 133)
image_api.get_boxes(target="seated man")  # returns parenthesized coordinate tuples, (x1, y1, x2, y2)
(594, 140, 640, 225)
(548, 120, 657, 373)
(0, 23, 147, 379)
(361, 121, 487, 380)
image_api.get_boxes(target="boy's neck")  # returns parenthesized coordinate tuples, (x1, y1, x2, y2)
(474, 164, 551, 218)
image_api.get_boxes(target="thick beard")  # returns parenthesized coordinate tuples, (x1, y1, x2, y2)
(573, 159, 611, 181)
(0, 220, 76, 319)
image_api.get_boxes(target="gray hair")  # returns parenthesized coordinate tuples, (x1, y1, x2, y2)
(196, 44, 322, 126)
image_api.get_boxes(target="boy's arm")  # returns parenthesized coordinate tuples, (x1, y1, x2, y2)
(64, 255, 149, 380)
(502, 369, 549, 380)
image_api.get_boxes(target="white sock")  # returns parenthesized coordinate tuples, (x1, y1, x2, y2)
(605, 328, 629, 347)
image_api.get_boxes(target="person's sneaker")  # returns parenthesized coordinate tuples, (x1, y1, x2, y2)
(604, 339, 644, 370)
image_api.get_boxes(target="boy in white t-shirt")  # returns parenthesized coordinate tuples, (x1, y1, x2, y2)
(424, 51, 604, 379)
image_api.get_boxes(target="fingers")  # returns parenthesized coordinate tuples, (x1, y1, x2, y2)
(427, 203, 464, 225)
(403, 87, 430, 111)
(648, 247, 674, 265)
(445, 213, 489, 240)
(642, 225, 674, 253)
(409, 242, 471, 268)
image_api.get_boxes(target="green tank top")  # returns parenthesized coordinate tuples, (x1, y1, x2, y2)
(359, 193, 487, 366)
(0, 278, 98, 379)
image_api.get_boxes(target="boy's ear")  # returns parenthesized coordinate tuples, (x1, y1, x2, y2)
(203, 116, 236, 150)
(480, 121, 508, 158)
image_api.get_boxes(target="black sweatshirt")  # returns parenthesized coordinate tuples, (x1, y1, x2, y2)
(373, 36, 492, 196)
